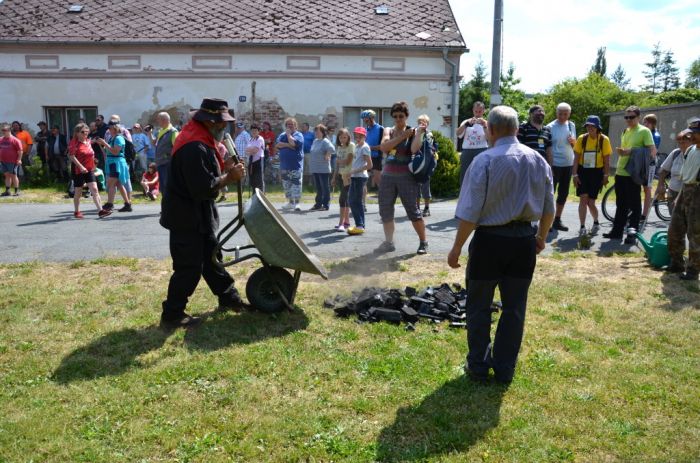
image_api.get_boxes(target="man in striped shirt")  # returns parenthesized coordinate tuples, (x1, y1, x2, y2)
(448, 105, 555, 383)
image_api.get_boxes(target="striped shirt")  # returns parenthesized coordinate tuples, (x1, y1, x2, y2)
(517, 121, 551, 159)
(455, 136, 555, 226)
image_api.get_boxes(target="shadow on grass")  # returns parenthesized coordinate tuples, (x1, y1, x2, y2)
(52, 325, 172, 384)
(327, 252, 416, 280)
(376, 376, 507, 461)
(659, 272, 700, 312)
(183, 309, 309, 351)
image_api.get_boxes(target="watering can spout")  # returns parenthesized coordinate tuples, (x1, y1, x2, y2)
(636, 234, 653, 254)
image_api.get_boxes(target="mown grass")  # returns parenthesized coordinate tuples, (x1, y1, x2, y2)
(0, 254, 698, 462)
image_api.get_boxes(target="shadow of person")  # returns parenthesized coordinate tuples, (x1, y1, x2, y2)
(376, 376, 508, 462)
(425, 217, 458, 232)
(52, 325, 172, 384)
(183, 308, 309, 351)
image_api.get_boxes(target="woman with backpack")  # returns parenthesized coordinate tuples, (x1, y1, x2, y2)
(572, 115, 612, 235)
(655, 129, 693, 216)
(375, 101, 429, 255)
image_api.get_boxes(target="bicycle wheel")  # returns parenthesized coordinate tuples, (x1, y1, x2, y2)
(654, 199, 672, 221)
(601, 185, 616, 222)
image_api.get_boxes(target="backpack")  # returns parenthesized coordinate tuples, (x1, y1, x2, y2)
(124, 138, 136, 163)
(409, 132, 437, 184)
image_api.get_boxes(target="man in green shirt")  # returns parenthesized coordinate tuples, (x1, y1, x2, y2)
(667, 117, 700, 281)
(603, 105, 656, 244)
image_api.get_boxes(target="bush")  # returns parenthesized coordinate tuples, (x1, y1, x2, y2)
(430, 130, 460, 198)
(23, 161, 54, 188)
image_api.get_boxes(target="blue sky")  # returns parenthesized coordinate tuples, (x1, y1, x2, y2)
(448, 0, 700, 93)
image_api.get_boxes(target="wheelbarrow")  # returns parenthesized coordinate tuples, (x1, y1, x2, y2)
(214, 134, 328, 313)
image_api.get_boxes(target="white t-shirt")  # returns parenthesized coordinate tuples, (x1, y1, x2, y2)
(351, 143, 371, 178)
(461, 122, 488, 150)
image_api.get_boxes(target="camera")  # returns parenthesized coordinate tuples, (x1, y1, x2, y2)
(144, 124, 153, 132)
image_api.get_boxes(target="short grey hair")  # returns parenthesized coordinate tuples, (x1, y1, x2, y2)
(157, 112, 171, 122)
(556, 102, 572, 112)
(487, 105, 519, 133)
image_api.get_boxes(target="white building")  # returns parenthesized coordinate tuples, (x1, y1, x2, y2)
(0, 0, 467, 139)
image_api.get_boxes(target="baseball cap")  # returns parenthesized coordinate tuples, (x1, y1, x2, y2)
(236, 122, 245, 128)
(353, 127, 367, 136)
(688, 117, 700, 133)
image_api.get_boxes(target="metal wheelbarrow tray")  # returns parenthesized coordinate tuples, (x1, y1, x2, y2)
(216, 187, 328, 313)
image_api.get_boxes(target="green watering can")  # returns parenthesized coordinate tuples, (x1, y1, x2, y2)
(636, 231, 670, 268)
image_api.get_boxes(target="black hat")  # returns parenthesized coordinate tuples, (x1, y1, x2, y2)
(191, 98, 235, 123)
(688, 117, 700, 133)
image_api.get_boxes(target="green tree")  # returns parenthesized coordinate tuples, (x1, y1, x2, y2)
(591, 46, 607, 77)
(458, 58, 490, 123)
(430, 130, 460, 197)
(610, 64, 631, 90)
(638, 88, 700, 107)
(643, 42, 663, 93)
(659, 51, 680, 92)
(684, 57, 700, 89)
(547, 73, 635, 133)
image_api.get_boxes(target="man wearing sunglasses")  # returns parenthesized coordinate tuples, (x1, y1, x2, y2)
(603, 105, 656, 244)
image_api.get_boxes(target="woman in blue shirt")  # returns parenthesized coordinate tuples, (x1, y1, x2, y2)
(96, 121, 132, 216)
(275, 117, 305, 211)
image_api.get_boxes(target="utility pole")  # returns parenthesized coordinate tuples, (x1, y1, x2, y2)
(490, 0, 503, 107)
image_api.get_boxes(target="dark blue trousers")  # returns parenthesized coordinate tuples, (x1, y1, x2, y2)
(465, 228, 536, 381)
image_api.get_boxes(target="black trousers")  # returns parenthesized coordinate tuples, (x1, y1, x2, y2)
(465, 228, 536, 381)
(552, 165, 572, 206)
(162, 229, 237, 319)
(611, 175, 641, 236)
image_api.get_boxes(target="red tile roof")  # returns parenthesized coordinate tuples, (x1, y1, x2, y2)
(0, 0, 466, 49)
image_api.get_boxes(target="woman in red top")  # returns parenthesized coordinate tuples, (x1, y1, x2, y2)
(260, 121, 278, 184)
(68, 123, 104, 218)
(140, 162, 160, 200)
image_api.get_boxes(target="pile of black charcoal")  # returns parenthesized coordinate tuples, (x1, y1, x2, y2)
(324, 284, 501, 330)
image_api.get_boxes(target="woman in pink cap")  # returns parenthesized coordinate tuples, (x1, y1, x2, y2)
(347, 127, 372, 235)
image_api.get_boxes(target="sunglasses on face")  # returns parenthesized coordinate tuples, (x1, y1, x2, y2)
(624, 115, 637, 120)
(392, 114, 406, 119)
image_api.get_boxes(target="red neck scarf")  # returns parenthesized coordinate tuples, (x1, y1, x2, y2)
(172, 120, 224, 171)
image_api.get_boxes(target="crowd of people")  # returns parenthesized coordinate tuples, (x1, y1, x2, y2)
(3, 97, 699, 385)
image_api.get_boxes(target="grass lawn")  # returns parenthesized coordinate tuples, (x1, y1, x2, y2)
(0, 253, 698, 462)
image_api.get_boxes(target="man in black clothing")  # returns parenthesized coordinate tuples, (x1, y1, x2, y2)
(517, 105, 552, 165)
(159, 98, 246, 328)
(47, 125, 68, 180)
(35, 121, 50, 168)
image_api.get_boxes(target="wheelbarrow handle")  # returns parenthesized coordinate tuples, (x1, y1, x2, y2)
(223, 133, 244, 217)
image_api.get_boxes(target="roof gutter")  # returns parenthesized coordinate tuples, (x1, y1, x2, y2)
(442, 48, 459, 146)
(0, 39, 468, 52)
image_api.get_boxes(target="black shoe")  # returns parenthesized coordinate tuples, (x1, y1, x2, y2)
(680, 272, 699, 281)
(624, 235, 636, 245)
(603, 232, 623, 240)
(665, 264, 684, 273)
(118, 203, 132, 212)
(465, 368, 489, 382)
(309, 204, 322, 211)
(160, 313, 202, 329)
(216, 293, 247, 312)
(553, 219, 568, 232)
(416, 241, 428, 255)
(422, 207, 430, 217)
(0, 191, 10, 197)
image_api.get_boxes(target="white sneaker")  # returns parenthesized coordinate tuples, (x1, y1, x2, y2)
(578, 227, 587, 236)
(294, 204, 301, 211)
(336, 225, 345, 232)
(590, 223, 600, 235)
(282, 202, 293, 210)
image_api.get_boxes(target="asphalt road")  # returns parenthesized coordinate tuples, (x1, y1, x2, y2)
(0, 198, 667, 264)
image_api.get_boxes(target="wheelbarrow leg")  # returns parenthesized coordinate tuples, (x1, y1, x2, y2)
(289, 270, 301, 306)
(270, 269, 301, 312)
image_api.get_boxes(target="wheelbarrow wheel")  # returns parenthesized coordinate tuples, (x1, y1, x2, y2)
(246, 266, 295, 313)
